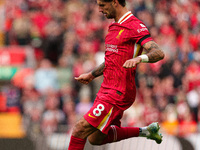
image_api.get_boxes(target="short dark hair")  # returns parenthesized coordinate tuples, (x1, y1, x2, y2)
(103, 0, 126, 7)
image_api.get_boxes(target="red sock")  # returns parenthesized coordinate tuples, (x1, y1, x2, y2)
(68, 136, 86, 150)
(102, 126, 139, 144)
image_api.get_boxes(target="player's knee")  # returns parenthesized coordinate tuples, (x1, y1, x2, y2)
(72, 119, 85, 136)
(71, 117, 91, 139)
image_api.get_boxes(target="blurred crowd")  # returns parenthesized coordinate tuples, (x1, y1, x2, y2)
(1, 0, 200, 138)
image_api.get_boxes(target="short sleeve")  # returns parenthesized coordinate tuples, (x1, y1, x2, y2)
(130, 21, 153, 46)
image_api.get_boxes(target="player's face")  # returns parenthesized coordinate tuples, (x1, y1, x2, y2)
(97, 0, 116, 19)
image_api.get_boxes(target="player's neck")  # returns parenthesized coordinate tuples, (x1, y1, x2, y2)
(114, 7, 129, 23)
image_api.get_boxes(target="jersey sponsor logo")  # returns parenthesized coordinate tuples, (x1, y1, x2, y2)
(88, 113, 97, 119)
(137, 27, 148, 33)
(116, 29, 124, 39)
(137, 24, 148, 33)
(140, 23, 146, 27)
(105, 44, 118, 53)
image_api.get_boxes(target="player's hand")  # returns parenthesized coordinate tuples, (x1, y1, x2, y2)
(74, 72, 95, 84)
(123, 57, 142, 68)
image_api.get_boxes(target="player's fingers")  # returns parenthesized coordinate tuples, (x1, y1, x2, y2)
(127, 63, 132, 68)
(75, 76, 85, 81)
(75, 78, 83, 83)
(123, 61, 136, 68)
(74, 76, 81, 80)
(123, 61, 131, 68)
(123, 61, 129, 68)
(77, 79, 89, 84)
(131, 63, 136, 68)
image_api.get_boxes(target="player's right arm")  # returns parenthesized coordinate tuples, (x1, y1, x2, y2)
(75, 62, 105, 84)
(91, 62, 105, 77)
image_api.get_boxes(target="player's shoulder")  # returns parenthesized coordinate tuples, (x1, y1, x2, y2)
(126, 15, 147, 29)
(109, 15, 147, 32)
(121, 15, 150, 35)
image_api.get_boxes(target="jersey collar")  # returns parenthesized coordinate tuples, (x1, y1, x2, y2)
(117, 11, 133, 24)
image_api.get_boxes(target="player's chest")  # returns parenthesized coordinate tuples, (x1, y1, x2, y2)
(105, 26, 131, 45)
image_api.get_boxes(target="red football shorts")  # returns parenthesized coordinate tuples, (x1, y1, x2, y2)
(84, 100, 124, 135)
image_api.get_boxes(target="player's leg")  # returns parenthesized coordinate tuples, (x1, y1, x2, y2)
(86, 103, 141, 145)
(88, 125, 140, 145)
(68, 117, 98, 150)
(88, 122, 162, 145)
(88, 129, 107, 145)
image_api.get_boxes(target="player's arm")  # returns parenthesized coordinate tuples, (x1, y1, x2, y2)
(142, 40, 165, 63)
(91, 62, 105, 77)
(75, 62, 105, 84)
(123, 41, 164, 68)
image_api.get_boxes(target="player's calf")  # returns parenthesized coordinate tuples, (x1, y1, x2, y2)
(88, 130, 107, 145)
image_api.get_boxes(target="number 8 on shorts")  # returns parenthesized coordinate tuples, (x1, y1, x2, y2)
(93, 104, 105, 117)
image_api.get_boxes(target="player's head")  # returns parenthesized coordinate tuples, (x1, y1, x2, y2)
(103, 0, 126, 7)
(97, 0, 126, 19)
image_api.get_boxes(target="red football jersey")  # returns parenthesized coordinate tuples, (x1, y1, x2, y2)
(97, 11, 153, 109)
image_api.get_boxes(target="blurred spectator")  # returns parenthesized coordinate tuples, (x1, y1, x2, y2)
(22, 85, 43, 123)
(57, 56, 73, 89)
(161, 76, 176, 104)
(34, 59, 59, 94)
(186, 86, 200, 122)
(185, 60, 200, 91)
(171, 60, 184, 89)
(123, 94, 145, 127)
(62, 97, 77, 134)
(75, 85, 93, 119)
(59, 84, 73, 103)
(179, 110, 197, 137)
(142, 87, 160, 125)
(41, 92, 65, 135)
(12, 13, 31, 45)
(43, 20, 64, 65)
(161, 104, 179, 135)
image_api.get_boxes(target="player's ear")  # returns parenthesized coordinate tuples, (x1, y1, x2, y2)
(112, 0, 118, 6)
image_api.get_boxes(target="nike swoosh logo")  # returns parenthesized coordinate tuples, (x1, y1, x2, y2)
(88, 113, 97, 119)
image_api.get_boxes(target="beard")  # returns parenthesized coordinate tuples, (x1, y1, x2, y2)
(105, 9, 116, 19)
(106, 13, 114, 19)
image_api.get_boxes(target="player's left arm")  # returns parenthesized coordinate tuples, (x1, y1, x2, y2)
(123, 40, 165, 68)
(142, 40, 165, 63)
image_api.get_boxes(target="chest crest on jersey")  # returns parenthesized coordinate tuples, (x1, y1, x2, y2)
(116, 29, 124, 39)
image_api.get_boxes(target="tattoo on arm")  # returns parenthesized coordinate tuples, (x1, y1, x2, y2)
(91, 62, 105, 77)
(143, 41, 165, 63)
